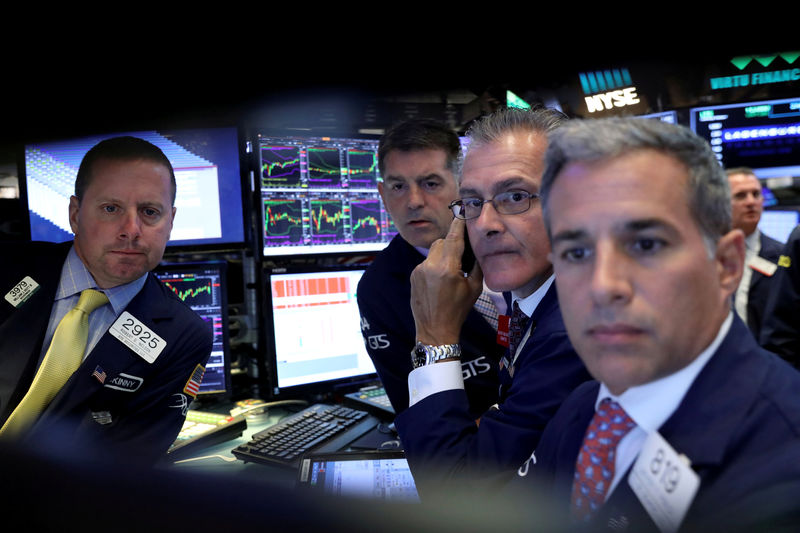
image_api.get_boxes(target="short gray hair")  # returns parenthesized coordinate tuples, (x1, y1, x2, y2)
(540, 117, 731, 253)
(461, 106, 567, 178)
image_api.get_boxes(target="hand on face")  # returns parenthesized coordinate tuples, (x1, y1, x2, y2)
(410, 217, 483, 345)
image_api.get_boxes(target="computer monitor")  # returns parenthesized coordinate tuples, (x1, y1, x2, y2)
(638, 110, 678, 124)
(689, 97, 800, 178)
(264, 265, 376, 399)
(759, 210, 799, 243)
(153, 260, 232, 400)
(21, 127, 246, 250)
(257, 133, 396, 257)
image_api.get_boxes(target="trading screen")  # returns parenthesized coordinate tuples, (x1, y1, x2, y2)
(259, 135, 396, 256)
(267, 268, 375, 394)
(154, 263, 229, 395)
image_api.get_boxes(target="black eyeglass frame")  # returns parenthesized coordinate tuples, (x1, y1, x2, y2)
(448, 190, 540, 220)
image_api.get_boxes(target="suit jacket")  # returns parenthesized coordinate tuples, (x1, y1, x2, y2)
(357, 234, 504, 416)
(744, 231, 782, 340)
(760, 225, 800, 366)
(395, 283, 591, 493)
(527, 316, 800, 532)
(0, 241, 212, 463)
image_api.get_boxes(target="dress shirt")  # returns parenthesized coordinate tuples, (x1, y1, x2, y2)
(734, 230, 761, 324)
(39, 246, 147, 365)
(408, 275, 555, 407)
(593, 312, 733, 499)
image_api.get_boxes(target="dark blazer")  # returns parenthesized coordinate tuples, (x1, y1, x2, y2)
(527, 316, 800, 532)
(395, 283, 591, 493)
(0, 241, 212, 463)
(760, 225, 800, 366)
(357, 234, 505, 416)
(745, 231, 782, 340)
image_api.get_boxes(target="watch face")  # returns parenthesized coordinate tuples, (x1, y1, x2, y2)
(411, 343, 427, 368)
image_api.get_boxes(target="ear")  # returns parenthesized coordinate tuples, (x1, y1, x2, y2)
(377, 181, 386, 203)
(715, 229, 745, 300)
(68, 195, 80, 234)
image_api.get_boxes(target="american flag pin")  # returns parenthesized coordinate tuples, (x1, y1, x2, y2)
(92, 365, 107, 384)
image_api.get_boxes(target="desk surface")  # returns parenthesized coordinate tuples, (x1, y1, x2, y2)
(166, 402, 396, 487)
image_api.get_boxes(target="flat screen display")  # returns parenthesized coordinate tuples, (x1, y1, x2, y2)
(22, 127, 246, 249)
(265, 265, 376, 397)
(258, 133, 396, 257)
(153, 260, 231, 398)
(690, 97, 800, 178)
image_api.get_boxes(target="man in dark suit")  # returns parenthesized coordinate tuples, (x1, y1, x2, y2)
(726, 167, 783, 340)
(395, 108, 591, 492)
(526, 117, 800, 532)
(0, 136, 212, 464)
(357, 119, 505, 417)
(761, 224, 800, 367)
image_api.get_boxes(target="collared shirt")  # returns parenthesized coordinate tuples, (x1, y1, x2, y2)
(407, 274, 554, 407)
(594, 311, 733, 499)
(39, 246, 148, 364)
(735, 230, 761, 324)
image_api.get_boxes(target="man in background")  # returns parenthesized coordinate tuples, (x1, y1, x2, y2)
(726, 167, 782, 340)
(357, 118, 505, 417)
(0, 136, 212, 463)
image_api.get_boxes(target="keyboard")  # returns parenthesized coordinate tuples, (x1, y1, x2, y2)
(168, 410, 247, 459)
(231, 404, 379, 468)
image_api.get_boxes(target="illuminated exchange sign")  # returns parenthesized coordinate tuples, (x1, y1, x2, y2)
(710, 68, 800, 90)
(579, 68, 641, 113)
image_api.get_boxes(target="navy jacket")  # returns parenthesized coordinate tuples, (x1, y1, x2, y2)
(395, 283, 591, 491)
(527, 316, 800, 532)
(357, 234, 504, 416)
(744, 231, 782, 341)
(761, 225, 800, 366)
(0, 241, 212, 463)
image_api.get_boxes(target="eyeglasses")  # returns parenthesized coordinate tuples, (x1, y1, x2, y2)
(449, 190, 540, 220)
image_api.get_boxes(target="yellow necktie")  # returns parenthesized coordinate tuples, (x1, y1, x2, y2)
(0, 289, 109, 439)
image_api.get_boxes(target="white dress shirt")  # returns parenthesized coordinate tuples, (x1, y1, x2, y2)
(594, 312, 733, 499)
(408, 275, 555, 407)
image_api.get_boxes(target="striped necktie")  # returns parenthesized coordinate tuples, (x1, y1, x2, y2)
(0, 289, 109, 439)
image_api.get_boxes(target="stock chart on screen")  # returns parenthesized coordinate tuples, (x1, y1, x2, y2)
(259, 134, 395, 257)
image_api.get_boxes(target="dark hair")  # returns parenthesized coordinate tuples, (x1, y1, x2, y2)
(377, 118, 461, 177)
(75, 136, 176, 204)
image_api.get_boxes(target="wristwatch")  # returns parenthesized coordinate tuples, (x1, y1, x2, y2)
(411, 341, 462, 368)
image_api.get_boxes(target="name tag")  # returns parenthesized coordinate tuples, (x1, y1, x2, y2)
(109, 311, 166, 363)
(749, 255, 777, 277)
(4, 276, 40, 307)
(628, 431, 700, 533)
(497, 314, 510, 347)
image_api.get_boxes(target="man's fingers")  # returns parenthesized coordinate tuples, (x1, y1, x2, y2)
(427, 217, 466, 268)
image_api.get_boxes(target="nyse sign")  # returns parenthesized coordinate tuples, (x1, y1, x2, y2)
(585, 86, 640, 113)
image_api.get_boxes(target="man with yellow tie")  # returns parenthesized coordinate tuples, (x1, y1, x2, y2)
(0, 136, 212, 464)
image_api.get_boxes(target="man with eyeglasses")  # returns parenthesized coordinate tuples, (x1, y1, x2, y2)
(393, 107, 591, 494)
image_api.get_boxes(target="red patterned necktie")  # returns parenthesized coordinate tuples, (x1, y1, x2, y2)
(570, 398, 636, 522)
(507, 301, 530, 357)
